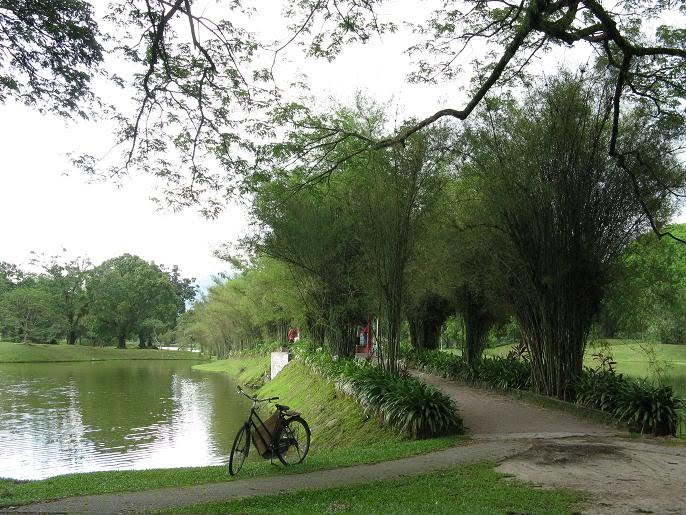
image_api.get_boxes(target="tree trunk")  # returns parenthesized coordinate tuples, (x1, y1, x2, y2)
(462, 290, 494, 365)
(67, 330, 77, 345)
(138, 333, 146, 349)
(117, 333, 126, 349)
(408, 318, 423, 349)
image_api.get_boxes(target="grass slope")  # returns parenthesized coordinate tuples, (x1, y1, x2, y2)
(257, 361, 406, 451)
(166, 461, 584, 515)
(0, 342, 203, 363)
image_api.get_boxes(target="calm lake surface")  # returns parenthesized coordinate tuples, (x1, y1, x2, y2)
(0, 360, 250, 480)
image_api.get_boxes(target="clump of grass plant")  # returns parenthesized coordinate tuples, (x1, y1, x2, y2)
(574, 369, 625, 413)
(576, 370, 684, 436)
(471, 356, 532, 389)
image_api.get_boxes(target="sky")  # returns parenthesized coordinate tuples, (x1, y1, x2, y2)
(0, 1, 682, 290)
(0, 0, 457, 288)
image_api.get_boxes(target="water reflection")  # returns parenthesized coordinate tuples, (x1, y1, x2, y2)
(0, 361, 249, 480)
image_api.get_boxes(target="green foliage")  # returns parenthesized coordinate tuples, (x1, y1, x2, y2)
(0, 0, 103, 117)
(575, 369, 685, 436)
(408, 349, 531, 391)
(86, 254, 178, 347)
(574, 370, 625, 414)
(0, 255, 192, 347)
(0, 276, 62, 344)
(471, 356, 532, 390)
(460, 72, 684, 399)
(603, 224, 686, 343)
(301, 349, 463, 439)
(615, 380, 684, 436)
(189, 258, 302, 357)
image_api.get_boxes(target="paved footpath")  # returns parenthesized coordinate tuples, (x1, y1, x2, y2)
(6, 441, 526, 514)
(6, 373, 619, 514)
(413, 371, 617, 439)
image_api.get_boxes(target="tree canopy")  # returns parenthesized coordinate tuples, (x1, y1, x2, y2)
(2, 1, 683, 227)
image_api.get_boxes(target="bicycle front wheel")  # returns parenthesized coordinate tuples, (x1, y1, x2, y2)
(228, 424, 250, 476)
(276, 416, 311, 465)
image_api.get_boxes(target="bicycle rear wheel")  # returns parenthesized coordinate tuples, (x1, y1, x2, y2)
(228, 424, 250, 476)
(276, 416, 310, 465)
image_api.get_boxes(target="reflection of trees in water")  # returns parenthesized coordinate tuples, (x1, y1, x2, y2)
(202, 370, 251, 454)
(75, 361, 178, 449)
(0, 360, 249, 478)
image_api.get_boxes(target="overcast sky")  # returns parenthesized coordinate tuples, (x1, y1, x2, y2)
(0, 1, 455, 287)
(0, 1, 681, 289)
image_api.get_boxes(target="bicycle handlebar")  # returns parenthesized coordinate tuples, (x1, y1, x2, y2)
(236, 385, 278, 403)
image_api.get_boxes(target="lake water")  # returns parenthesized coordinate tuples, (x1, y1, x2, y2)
(0, 360, 250, 480)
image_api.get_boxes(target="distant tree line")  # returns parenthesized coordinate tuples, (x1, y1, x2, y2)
(182, 71, 686, 400)
(0, 253, 196, 348)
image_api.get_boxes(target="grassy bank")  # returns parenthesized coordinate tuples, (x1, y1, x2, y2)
(165, 461, 584, 514)
(257, 360, 408, 450)
(0, 356, 459, 509)
(193, 355, 270, 388)
(0, 341, 204, 363)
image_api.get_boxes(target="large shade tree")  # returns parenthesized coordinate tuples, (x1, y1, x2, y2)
(87, 254, 178, 348)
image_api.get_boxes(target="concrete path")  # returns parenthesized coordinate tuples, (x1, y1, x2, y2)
(6, 441, 526, 514)
(4, 374, 622, 514)
(414, 371, 616, 439)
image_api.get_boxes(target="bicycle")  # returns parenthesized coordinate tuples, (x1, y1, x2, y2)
(228, 385, 311, 476)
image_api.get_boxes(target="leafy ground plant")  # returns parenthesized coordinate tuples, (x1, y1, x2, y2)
(302, 349, 463, 438)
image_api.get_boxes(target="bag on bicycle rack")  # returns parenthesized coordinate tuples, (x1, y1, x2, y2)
(252, 411, 280, 458)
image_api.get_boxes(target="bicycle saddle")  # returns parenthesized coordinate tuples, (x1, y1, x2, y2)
(275, 403, 290, 411)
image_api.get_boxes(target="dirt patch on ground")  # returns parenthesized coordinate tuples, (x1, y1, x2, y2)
(497, 437, 686, 514)
(512, 441, 622, 465)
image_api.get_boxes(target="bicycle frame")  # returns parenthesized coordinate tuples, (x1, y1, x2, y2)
(237, 386, 282, 455)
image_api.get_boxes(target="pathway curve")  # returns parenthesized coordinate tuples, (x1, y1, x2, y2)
(413, 371, 615, 438)
(7, 373, 686, 514)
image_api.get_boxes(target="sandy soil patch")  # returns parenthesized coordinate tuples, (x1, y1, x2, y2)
(497, 437, 686, 514)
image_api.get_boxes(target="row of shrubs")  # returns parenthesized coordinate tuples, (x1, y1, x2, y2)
(575, 370, 684, 436)
(406, 349, 684, 436)
(299, 349, 463, 439)
(406, 349, 531, 390)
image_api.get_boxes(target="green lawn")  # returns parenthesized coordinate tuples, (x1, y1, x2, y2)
(454, 339, 686, 382)
(163, 461, 584, 514)
(586, 338, 686, 366)
(0, 341, 204, 363)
